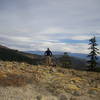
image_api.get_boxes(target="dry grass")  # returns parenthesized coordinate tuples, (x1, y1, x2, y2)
(0, 71, 32, 86)
(0, 61, 100, 97)
(89, 88, 100, 91)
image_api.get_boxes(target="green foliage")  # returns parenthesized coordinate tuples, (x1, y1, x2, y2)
(95, 67, 100, 72)
(59, 52, 72, 68)
(87, 36, 100, 71)
(0, 46, 40, 65)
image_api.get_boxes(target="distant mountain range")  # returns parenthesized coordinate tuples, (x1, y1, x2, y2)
(25, 51, 100, 61)
(25, 51, 87, 58)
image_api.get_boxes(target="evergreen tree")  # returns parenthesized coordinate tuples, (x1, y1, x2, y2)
(87, 36, 99, 71)
(59, 52, 72, 68)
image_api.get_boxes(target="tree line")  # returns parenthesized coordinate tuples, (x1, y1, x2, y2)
(59, 36, 100, 71)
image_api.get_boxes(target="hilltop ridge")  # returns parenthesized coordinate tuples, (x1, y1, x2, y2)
(0, 45, 42, 65)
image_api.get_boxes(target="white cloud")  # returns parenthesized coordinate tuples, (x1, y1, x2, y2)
(39, 27, 66, 34)
(0, 0, 100, 53)
(70, 35, 90, 40)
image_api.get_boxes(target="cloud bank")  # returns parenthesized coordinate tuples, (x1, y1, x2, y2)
(0, 0, 100, 53)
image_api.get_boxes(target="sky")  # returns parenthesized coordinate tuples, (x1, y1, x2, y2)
(0, 0, 100, 54)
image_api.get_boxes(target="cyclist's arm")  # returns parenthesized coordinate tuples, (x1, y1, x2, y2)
(50, 52, 52, 56)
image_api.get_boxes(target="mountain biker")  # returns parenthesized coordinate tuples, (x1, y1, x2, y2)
(44, 48, 52, 66)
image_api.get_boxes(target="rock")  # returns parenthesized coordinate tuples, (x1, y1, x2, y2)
(97, 84, 100, 88)
(70, 97, 78, 100)
(70, 81, 74, 84)
(72, 91, 82, 96)
(59, 94, 69, 100)
(88, 90, 97, 95)
(36, 95, 42, 100)
(85, 83, 90, 87)
(50, 68, 57, 73)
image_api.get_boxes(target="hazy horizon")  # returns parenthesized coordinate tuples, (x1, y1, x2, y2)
(0, 0, 100, 53)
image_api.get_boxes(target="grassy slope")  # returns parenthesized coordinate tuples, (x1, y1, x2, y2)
(0, 45, 42, 65)
(0, 61, 100, 100)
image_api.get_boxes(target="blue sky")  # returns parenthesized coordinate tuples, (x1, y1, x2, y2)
(0, 0, 100, 53)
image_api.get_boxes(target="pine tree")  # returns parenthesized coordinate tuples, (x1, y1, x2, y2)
(87, 36, 99, 71)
